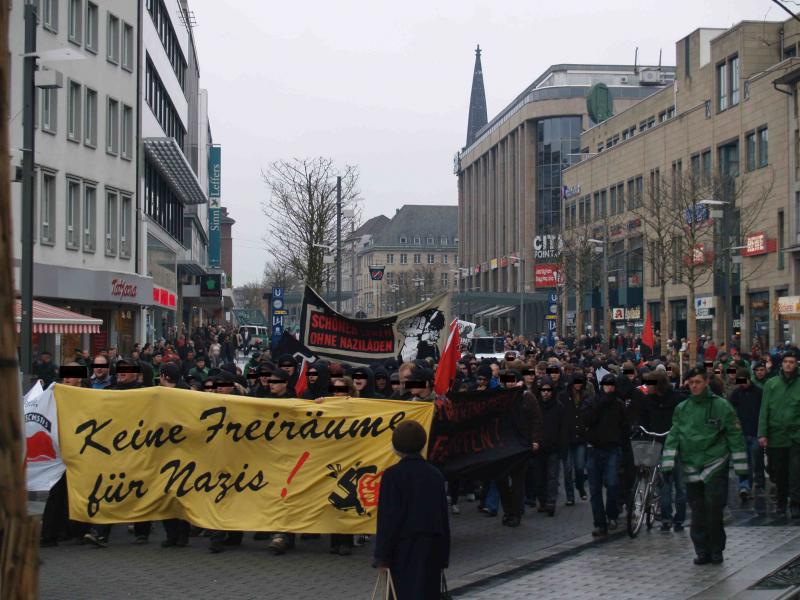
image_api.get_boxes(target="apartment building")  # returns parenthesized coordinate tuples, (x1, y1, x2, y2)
(562, 20, 800, 349)
(11, 0, 145, 360)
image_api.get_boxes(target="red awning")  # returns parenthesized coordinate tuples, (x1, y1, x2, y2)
(15, 299, 103, 334)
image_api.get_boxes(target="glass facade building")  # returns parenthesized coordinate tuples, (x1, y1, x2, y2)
(536, 116, 582, 234)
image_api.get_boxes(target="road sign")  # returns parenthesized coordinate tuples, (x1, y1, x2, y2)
(547, 319, 557, 331)
(548, 292, 558, 304)
(611, 307, 625, 320)
(271, 287, 285, 347)
(548, 303, 558, 315)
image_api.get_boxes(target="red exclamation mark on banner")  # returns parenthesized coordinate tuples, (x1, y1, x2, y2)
(281, 451, 310, 498)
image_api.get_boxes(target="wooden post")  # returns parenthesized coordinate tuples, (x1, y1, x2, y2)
(0, 0, 40, 597)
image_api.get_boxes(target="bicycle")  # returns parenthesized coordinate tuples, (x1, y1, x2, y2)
(627, 426, 670, 538)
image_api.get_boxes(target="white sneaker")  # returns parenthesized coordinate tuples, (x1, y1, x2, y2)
(465, 493, 476, 502)
(451, 504, 461, 515)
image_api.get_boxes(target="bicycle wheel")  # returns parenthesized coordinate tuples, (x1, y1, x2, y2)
(645, 472, 661, 529)
(627, 471, 649, 538)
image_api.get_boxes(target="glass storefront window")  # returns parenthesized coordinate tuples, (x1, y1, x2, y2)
(536, 116, 582, 235)
(749, 291, 770, 353)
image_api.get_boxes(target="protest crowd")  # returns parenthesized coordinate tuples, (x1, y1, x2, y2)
(30, 322, 800, 594)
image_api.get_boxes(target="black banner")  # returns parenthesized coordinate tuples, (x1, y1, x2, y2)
(429, 389, 531, 480)
(272, 332, 317, 364)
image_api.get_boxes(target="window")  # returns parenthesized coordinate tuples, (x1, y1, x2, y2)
(442, 254, 448, 264)
(40, 172, 56, 245)
(616, 183, 624, 213)
(84, 88, 97, 147)
(746, 132, 756, 172)
(121, 105, 133, 159)
(758, 127, 768, 168)
(427, 254, 435, 264)
(441, 272, 448, 288)
(702, 150, 712, 182)
(66, 179, 81, 249)
(41, 88, 57, 133)
(610, 185, 617, 215)
(426, 236, 434, 245)
(779, 210, 785, 270)
(85, 2, 99, 52)
(399, 236, 407, 244)
(413, 253, 421, 264)
(690, 154, 701, 182)
(83, 184, 96, 251)
(105, 190, 118, 255)
(730, 56, 739, 106)
(122, 23, 134, 71)
(632, 176, 643, 208)
(144, 156, 184, 242)
(120, 195, 131, 258)
(106, 97, 119, 154)
(718, 141, 739, 177)
(107, 13, 120, 64)
(146, 0, 187, 89)
(440, 236, 448, 244)
(386, 253, 394, 264)
(413, 236, 421, 245)
(42, 0, 58, 32)
(649, 169, 660, 205)
(68, 0, 82, 44)
(67, 80, 81, 141)
(717, 62, 727, 111)
(400, 253, 407, 264)
(145, 57, 186, 150)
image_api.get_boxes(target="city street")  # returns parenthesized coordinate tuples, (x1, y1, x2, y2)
(37, 482, 800, 599)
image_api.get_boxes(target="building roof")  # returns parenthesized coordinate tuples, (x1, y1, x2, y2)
(466, 45, 488, 147)
(351, 214, 390, 239)
(371, 205, 458, 248)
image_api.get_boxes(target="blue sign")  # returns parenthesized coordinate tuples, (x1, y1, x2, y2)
(271, 286, 285, 347)
(547, 319, 557, 331)
(208, 146, 221, 201)
(208, 207, 221, 267)
(548, 292, 558, 304)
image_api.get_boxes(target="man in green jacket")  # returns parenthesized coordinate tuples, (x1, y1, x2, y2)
(758, 349, 800, 517)
(661, 367, 747, 565)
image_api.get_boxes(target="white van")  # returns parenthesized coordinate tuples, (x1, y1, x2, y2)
(467, 337, 506, 361)
(239, 326, 269, 352)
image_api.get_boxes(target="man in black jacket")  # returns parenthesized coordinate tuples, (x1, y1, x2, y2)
(583, 373, 627, 537)
(729, 366, 764, 502)
(533, 378, 568, 516)
(374, 421, 450, 600)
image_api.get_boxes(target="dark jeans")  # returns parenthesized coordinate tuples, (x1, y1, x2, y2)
(533, 450, 561, 507)
(767, 444, 800, 507)
(163, 519, 191, 543)
(497, 460, 528, 518)
(41, 474, 70, 542)
(660, 461, 687, 525)
(687, 468, 729, 558)
(330, 534, 353, 549)
(92, 521, 151, 540)
(738, 435, 766, 490)
(563, 443, 587, 501)
(586, 446, 621, 529)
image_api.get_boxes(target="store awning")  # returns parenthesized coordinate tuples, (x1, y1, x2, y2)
(15, 299, 102, 334)
(143, 138, 208, 206)
(473, 305, 500, 318)
(486, 305, 516, 317)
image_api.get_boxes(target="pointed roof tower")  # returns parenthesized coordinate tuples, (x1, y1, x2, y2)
(466, 45, 488, 147)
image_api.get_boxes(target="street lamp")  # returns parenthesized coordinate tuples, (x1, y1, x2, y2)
(508, 256, 525, 337)
(588, 238, 609, 347)
(698, 198, 737, 346)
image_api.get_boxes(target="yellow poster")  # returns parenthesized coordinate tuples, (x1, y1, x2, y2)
(54, 385, 434, 534)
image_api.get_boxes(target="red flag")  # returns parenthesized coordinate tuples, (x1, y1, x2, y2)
(434, 319, 461, 396)
(293, 358, 309, 397)
(642, 309, 655, 358)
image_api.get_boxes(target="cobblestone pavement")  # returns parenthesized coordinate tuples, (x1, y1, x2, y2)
(460, 525, 800, 600)
(39, 497, 596, 599)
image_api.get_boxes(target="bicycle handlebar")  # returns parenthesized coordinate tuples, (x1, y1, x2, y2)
(637, 426, 669, 438)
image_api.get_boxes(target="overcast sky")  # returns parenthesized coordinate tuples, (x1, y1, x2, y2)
(191, 0, 777, 286)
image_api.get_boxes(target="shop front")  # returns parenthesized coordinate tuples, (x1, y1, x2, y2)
(31, 262, 153, 359)
(748, 291, 770, 353)
(777, 295, 800, 345)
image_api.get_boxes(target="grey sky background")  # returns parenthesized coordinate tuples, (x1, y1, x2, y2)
(191, 0, 776, 286)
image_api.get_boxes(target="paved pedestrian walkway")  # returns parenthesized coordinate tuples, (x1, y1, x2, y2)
(459, 526, 800, 599)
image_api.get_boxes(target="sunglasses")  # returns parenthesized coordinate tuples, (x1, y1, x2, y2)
(90, 363, 109, 369)
(643, 380, 657, 385)
(573, 378, 586, 384)
(329, 385, 349, 393)
(279, 363, 294, 368)
(623, 369, 635, 375)
(116, 365, 141, 374)
(60, 366, 88, 378)
(404, 380, 426, 388)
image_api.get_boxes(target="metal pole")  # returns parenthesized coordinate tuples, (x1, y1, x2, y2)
(723, 195, 732, 348)
(519, 259, 524, 337)
(336, 176, 342, 312)
(20, 2, 37, 385)
(603, 231, 610, 351)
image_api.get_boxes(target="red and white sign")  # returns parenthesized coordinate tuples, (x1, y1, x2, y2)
(684, 243, 712, 266)
(111, 278, 138, 298)
(742, 232, 777, 257)
(611, 307, 626, 320)
(534, 264, 561, 288)
(152, 286, 177, 309)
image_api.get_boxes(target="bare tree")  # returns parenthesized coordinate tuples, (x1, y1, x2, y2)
(261, 157, 361, 290)
(633, 169, 773, 363)
(559, 211, 604, 339)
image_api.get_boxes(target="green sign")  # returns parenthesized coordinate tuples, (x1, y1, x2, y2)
(200, 274, 222, 297)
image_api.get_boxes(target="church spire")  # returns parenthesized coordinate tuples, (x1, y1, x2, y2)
(466, 45, 488, 147)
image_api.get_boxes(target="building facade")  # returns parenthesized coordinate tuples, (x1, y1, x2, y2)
(11, 0, 148, 362)
(561, 20, 800, 350)
(349, 206, 458, 317)
(455, 51, 674, 336)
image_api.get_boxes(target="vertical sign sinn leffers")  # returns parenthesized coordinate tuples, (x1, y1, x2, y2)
(208, 145, 222, 267)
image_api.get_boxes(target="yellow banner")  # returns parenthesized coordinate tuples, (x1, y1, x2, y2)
(54, 385, 434, 534)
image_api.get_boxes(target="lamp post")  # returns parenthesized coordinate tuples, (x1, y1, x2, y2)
(508, 256, 524, 337)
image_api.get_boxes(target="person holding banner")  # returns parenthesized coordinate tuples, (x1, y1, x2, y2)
(374, 420, 450, 600)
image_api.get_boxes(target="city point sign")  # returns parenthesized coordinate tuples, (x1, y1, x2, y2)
(533, 235, 563, 260)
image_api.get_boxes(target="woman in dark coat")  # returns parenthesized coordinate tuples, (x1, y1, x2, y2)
(374, 421, 450, 600)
